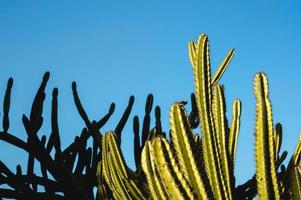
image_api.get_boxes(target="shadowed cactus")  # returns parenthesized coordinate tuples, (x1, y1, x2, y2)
(0, 33, 300, 199)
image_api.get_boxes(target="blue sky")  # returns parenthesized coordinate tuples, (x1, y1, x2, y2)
(0, 0, 301, 185)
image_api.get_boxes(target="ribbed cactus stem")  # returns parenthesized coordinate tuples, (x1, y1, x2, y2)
(170, 103, 208, 199)
(228, 99, 241, 169)
(101, 132, 147, 200)
(254, 73, 280, 200)
(141, 142, 166, 200)
(191, 34, 227, 200)
(212, 85, 233, 199)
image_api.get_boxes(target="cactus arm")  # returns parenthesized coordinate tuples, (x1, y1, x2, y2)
(107, 138, 134, 200)
(126, 179, 149, 200)
(188, 41, 197, 68)
(150, 147, 170, 200)
(102, 132, 114, 190)
(211, 49, 235, 86)
(133, 116, 141, 171)
(212, 85, 233, 199)
(192, 33, 215, 192)
(96, 161, 107, 199)
(283, 134, 301, 199)
(102, 132, 147, 200)
(108, 154, 131, 200)
(109, 132, 147, 200)
(189, 93, 199, 129)
(151, 137, 195, 200)
(124, 178, 148, 200)
(103, 133, 130, 200)
(254, 73, 280, 200)
(190, 41, 235, 88)
(170, 103, 208, 199)
(274, 123, 282, 160)
(155, 106, 163, 135)
(125, 169, 150, 200)
(289, 166, 301, 200)
(3, 78, 13, 132)
(115, 96, 135, 142)
(228, 99, 242, 169)
(191, 34, 225, 200)
(141, 142, 165, 200)
(286, 134, 301, 171)
(107, 133, 127, 177)
(293, 134, 301, 165)
(141, 94, 153, 147)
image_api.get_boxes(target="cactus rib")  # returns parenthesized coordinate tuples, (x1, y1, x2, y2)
(228, 99, 242, 169)
(211, 49, 235, 86)
(102, 132, 147, 200)
(254, 73, 280, 200)
(191, 34, 226, 200)
(170, 103, 208, 199)
(212, 85, 233, 199)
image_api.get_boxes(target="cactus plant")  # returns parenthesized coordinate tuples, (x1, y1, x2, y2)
(97, 34, 301, 199)
(0, 33, 300, 199)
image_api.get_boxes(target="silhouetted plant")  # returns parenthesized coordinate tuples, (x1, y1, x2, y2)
(0, 71, 141, 199)
(0, 33, 300, 200)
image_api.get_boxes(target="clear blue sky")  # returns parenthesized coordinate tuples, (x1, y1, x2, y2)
(1, 0, 301, 185)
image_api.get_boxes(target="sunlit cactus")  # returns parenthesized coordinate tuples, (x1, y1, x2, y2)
(0, 33, 300, 199)
(96, 34, 301, 200)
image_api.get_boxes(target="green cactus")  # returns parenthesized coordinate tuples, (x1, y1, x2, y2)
(101, 132, 148, 200)
(254, 73, 280, 200)
(143, 137, 196, 200)
(189, 34, 239, 200)
(96, 33, 301, 200)
(169, 103, 208, 199)
(285, 134, 301, 199)
(228, 99, 241, 175)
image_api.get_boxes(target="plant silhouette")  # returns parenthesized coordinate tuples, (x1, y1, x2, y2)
(0, 34, 300, 200)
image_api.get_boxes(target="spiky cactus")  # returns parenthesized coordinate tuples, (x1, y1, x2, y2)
(0, 33, 300, 199)
(96, 34, 301, 200)
(254, 73, 280, 199)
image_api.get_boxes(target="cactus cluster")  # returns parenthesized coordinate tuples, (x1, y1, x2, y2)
(96, 34, 301, 200)
(0, 33, 300, 199)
